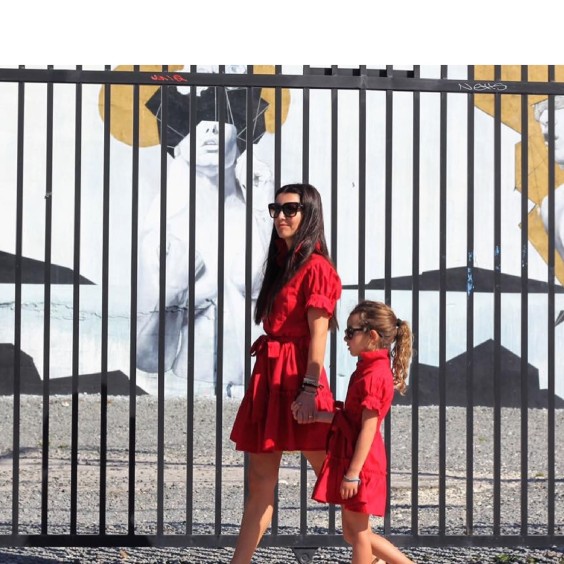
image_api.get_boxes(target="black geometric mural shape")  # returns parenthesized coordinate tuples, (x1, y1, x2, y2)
(0, 343, 147, 396)
(393, 339, 564, 408)
(47, 371, 147, 396)
(146, 85, 269, 156)
(343, 267, 564, 293)
(0, 251, 94, 284)
(0, 343, 42, 394)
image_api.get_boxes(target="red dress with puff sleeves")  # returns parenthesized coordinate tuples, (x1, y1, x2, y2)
(312, 349, 394, 516)
(230, 246, 342, 453)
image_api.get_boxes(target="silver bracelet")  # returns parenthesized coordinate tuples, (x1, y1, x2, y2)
(343, 475, 361, 484)
(302, 376, 320, 388)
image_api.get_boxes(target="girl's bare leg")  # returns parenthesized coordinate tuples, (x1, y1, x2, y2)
(368, 531, 414, 564)
(231, 451, 283, 564)
(341, 508, 373, 563)
(342, 509, 414, 564)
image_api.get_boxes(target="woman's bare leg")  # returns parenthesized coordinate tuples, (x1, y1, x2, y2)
(231, 451, 282, 564)
(302, 449, 326, 476)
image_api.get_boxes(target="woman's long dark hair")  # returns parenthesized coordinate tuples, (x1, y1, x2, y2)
(254, 183, 334, 324)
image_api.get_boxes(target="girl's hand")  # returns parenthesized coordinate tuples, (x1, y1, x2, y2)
(291, 390, 317, 424)
(340, 476, 360, 500)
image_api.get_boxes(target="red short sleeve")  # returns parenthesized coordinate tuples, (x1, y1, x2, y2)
(359, 374, 385, 414)
(302, 255, 342, 317)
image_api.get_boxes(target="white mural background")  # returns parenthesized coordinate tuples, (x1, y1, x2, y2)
(0, 65, 562, 400)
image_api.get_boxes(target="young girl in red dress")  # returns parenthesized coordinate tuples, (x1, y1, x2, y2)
(310, 300, 413, 564)
(230, 183, 342, 563)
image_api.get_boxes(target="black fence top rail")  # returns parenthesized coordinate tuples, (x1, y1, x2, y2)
(1, 67, 564, 96)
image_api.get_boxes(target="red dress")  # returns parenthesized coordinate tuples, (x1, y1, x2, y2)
(312, 349, 394, 515)
(230, 248, 342, 453)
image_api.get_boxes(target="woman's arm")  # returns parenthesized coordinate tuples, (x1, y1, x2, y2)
(291, 307, 330, 424)
(340, 408, 378, 500)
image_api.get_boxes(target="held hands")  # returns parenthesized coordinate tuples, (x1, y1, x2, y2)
(291, 390, 317, 424)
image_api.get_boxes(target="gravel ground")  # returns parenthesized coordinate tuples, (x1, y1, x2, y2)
(0, 396, 563, 563)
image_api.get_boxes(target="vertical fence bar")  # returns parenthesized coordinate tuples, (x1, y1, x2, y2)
(383, 64, 393, 535)
(465, 65, 476, 537)
(242, 66, 255, 528)
(328, 63, 340, 536)
(11, 67, 25, 536)
(384, 65, 393, 307)
(358, 66, 367, 303)
(99, 66, 111, 534)
(243, 67, 255, 333)
(270, 64, 282, 537)
(185, 68, 198, 535)
(410, 65, 421, 536)
(156, 80, 169, 537)
(70, 68, 83, 535)
(243, 76, 255, 384)
(546, 66, 556, 537)
(330, 68, 339, 404)
(330, 64, 339, 394)
(519, 65, 529, 538)
(300, 64, 311, 535)
(41, 67, 54, 535)
(493, 65, 502, 537)
(238, 68, 257, 541)
(301, 66, 310, 186)
(438, 65, 448, 538)
(215, 77, 226, 537)
(383, 65, 394, 534)
(128, 67, 141, 536)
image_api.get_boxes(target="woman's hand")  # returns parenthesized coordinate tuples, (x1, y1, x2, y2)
(291, 390, 317, 424)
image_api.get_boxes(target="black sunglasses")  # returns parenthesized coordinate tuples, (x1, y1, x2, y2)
(268, 202, 304, 218)
(344, 326, 367, 340)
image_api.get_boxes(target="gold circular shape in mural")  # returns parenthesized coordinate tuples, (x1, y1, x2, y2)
(98, 65, 290, 148)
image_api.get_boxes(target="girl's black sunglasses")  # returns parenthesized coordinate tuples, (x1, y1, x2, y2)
(268, 202, 304, 218)
(344, 326, 367, 340)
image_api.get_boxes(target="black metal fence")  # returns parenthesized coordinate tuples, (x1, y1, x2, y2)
(0, 65, 562, 557)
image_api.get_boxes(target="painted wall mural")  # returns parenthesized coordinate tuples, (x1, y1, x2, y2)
(0, 65, 562, 405)
(474, 65, 564, 284)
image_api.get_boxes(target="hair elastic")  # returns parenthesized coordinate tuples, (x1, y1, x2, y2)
(396, 318, 402, 327)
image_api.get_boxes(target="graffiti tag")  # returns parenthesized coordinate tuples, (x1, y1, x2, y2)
(458, 82, 507, 92)
(150, 74, 188, 83)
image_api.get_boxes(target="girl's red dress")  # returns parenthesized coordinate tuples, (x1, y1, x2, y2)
(312, 349, 394, 516)
(230, 246, 342, 453)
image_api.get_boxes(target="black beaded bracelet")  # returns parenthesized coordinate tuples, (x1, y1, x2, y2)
(302, 376, 321, 388)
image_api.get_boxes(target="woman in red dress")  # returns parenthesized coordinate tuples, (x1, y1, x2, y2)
(311, 300, 414, 564)
(230, 183, 341, 563)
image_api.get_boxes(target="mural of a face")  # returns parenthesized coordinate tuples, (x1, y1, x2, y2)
(175, 120, 239, 170)
(536, 103, 564, 165)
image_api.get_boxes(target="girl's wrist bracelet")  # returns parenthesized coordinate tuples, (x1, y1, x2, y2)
(343, 475, 361, 484)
